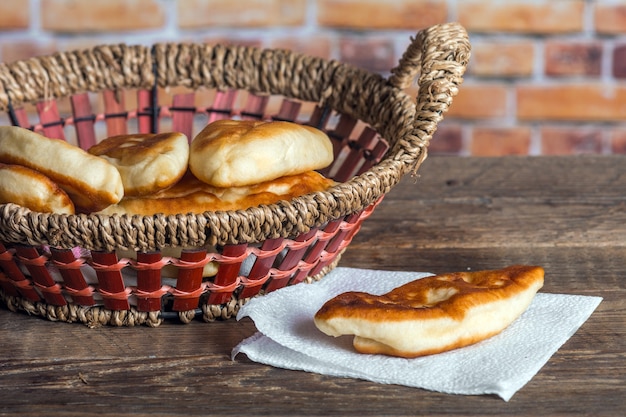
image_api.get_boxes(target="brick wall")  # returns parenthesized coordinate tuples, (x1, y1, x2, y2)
(1, 0, 625, 156)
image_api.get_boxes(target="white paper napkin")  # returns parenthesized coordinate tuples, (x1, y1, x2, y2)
(232, 267, 602, 401)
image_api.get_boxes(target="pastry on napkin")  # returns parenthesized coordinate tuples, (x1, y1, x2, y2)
(314, 265, 545, 358)
(232, 267, 602, 401)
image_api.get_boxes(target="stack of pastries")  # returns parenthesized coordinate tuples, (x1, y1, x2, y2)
(0, 119, 336, 216)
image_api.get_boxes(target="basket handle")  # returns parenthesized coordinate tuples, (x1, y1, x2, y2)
(388, 22, 470, 172)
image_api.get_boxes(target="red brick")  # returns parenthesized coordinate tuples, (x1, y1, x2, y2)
(339, 36, 396, 73)
(469, 40, 534, 78)
(270, 36, 332, 60)
(545, 41, 602, 77)
(194, 37, 263, 49)
(458, 0, 584, 34)
(430, 124, 463, 155)
(0, 2, 29, 30)
(470, 126, 531, 156)
(594, 4, 626, 34)
(517, 84, 626, 121)
(612, 44, 626, 78)
(445, 84, 508, 120)
(317, 0, 447, 30)
(1, 40, 58, 63)
(41, 0, 165, 32)
(610, 129, 626, 154)
(178, 0, 307, 28)
(541, 126, 603, 155)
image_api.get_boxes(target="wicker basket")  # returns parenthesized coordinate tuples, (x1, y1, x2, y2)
(0, 23, 470, 327)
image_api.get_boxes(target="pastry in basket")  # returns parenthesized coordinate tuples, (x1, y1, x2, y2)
(0, 163, 75, 214)
(189, 119, 334, 187)
(0, 126, 124, 213)
(314, 265, 544, 358)
(87, 132, 189, 197)
(97, 119, 336, 215)
(97, 169, 335, 215)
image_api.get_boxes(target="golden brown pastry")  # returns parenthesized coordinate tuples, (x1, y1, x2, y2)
(189, 119, 334, 187)
(88, 132, 189, 197)
(0, 126, 124, 213)
(314, 265, 545, 358)
(0, 163, 75, 214)
(96, 170, 336, 216)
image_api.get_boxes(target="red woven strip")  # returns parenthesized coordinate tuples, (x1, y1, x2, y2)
(283, 232, 318, 251)
(64, 285, 95, 298)
(307, 105, 331, 131)
(0, 248, 14, 261)
(309, 213, 360, 278)
(205, 277, 241, 294)
(357, 140, 389, 175)
(16, 253, 47, 267)
(89, 259, 130, 272)
(333, 127, 378, 182)
(209, 244, 247, 305)
(134, 285, 171, 299)
(239, 272, 271, 293)
(33, 281, 64, 297)
(298, 220, 342, 271)
(99, 287, 132, 301)
(319, 113, 358, 176)
(274, 99, 301, 121)
(70, 93, 97, 150)
(0, 245, 40, 301)
(264, 262, 302, 293)
(171, 93, 196, 141)
(134, 252, 168, 312)
(172, 250, 207, 311)
(309, 201, 380, 278)
(170, 285, 204, 300)
(51, 258, 85, 269)
(241, 93, 269, 120)
(103, 89, 128, 136)
(11, 107, 30, 128)
(248, 241, 286, 259)
(36, 100, 65, 140)
(10, 277, 36, 291)
(131, 258, 171, 271)
(16, 247, 67, 306)
(269, 229, 319, 291)
(170, 254, 214, 269)
(211, 247, 250, 265)
(207, 90, 237, 123)
(288, 259, 318, 286)
(137, 89, 156, 133)
(240, 238, 285, 298)
(326, 212, 362, 254)
(50, 248, 95, 306)
(90, 252, 130, 311)
(0, 271, 19, 297)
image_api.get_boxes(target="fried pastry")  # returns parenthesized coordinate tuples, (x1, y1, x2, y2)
(189, 119, 333, 187)
(0, 163, 75, 214)
(314, 265, 545, 358)
(96, 170, 336, 216)
(0, 126, 124, 213)
(88, 132, 189, 197)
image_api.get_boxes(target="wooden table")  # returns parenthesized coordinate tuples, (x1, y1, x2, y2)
(1, 155, 624, 416)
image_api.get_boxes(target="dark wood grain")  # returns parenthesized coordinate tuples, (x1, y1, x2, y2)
(1, 155, 625, 416)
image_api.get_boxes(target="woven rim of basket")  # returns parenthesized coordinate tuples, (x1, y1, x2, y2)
(0, 23, 470, 252)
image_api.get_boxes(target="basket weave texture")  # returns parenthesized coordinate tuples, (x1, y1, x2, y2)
(0, 23, 470, 327)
